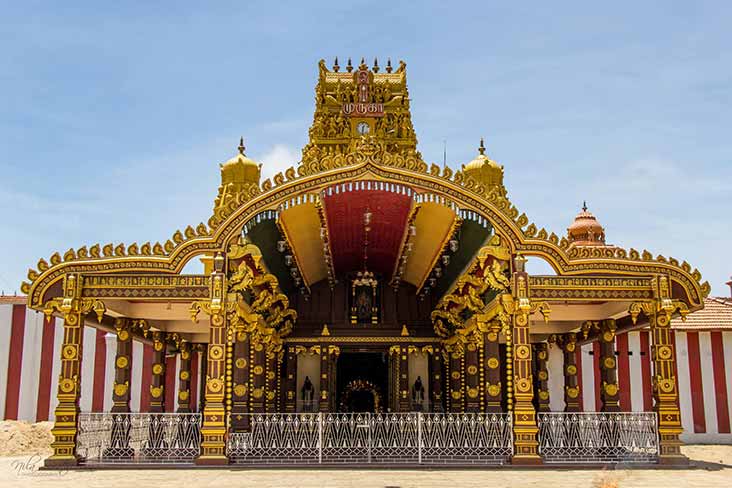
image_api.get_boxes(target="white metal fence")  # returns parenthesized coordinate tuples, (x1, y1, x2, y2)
(76, 413, 202, 464)
(227, 412, 513, 465)
(538, 412, 659, 463)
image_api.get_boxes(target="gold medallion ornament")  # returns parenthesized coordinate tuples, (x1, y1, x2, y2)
(62, 345, 77, 360)
(236, 331, 247, 342)
(180, 370, 190, 381)
(451, 390, 462, 400)
(467, 343, 476, 352)
(235, 358, 247, 369)
(255, 343, 264, 352)
(207, 377, 224, 392)
(451, 371, 461, 380)
(566, 364, 577, 376)
(234, 384, 248, 397)
(658, 377, 675, 393)
(467, 387, 479, 398)
(538, 371, 548, 381)
(487, 357, 499, 369)
(150, 385, 163, 398)
(152, 363, 164, 375)
(487, 383, 501, 397)
(266, 371, 276, 380)
(657, 345, 672, 360)
(59, 378, 75, 393)
(119, 330, 129, 341)
(181, 351, 190, 360)
(539, 390, 549, 401)
(252, 387, 264, 399)
(116, 356, 129, 369)
(209, 345, 224, 360)
(154, 341, 164, 352)
(467, 365, 478, 375)
(538, 351, 547, 360)
(266, 391, 276, 401)
(604, 383, 618, 396)
(602, 331, 614, 342)
(566, 386, 579, 398)
(566, 342, 576, 352)
(515, 377, 531, 392)
(514, 345, 530, 360)
(178, 390, 189, 401)
(603, 357, 616, 370)
(253, 365, 264, 375)
(114, 381, 128, 397)
(487, 332, 498, 342)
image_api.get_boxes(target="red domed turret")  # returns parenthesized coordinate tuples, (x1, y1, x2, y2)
(567, 202, 608, 247)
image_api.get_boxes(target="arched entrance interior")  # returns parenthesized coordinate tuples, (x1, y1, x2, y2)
(336, 352, 388, 412)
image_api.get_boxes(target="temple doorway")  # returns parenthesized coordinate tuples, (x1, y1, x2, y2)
(336, 352, 388, 412)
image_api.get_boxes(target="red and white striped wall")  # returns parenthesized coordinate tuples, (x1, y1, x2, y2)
(547, 329, 732, 443)
(0, 301, 203, 422)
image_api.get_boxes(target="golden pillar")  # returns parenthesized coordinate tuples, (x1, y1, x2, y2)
(230, 330, 250, 430)
(560, 333, 581, 412)
(599, 319, 620, 412)
(465, 340, 481, 412)
(630, 275, 689, 464)
(44, 274, 105, 467)
(284, 346, 297, 413)
(508, 256, 548, 464)
(192, 254, 229, 465)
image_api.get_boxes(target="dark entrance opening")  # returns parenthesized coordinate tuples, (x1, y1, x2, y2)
(336, 352, 388, 412)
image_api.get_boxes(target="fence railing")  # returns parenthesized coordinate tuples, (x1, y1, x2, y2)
(76, 412, 202, 464)
(227, 412, 513, 465)
(537, 412, 659, 463)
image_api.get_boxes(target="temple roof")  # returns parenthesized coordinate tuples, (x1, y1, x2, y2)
(670, 297, 732, 330)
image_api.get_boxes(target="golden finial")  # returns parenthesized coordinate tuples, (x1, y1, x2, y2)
(238, 137, 245, 155)
(346, 57, 353, 73)
(582, 201, 588, 212)
(400, 324, 409, 336)
(478, 137, 485, 155)
(333, 56, 340, 72)
(386, 58, 392, 73)
(359, 57, 367, 70)
(373, 57, 379, 73)
(321, 324, 330, 336)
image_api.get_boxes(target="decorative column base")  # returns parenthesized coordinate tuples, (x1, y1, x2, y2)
(44, 424, 80, 467)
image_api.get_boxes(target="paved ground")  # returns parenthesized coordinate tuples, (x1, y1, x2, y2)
(1, 445, 731, 488)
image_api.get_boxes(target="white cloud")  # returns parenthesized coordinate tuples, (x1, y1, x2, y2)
(257, 144, 300, 180)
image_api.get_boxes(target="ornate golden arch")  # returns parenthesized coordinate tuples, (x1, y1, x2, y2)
(24, 137, 709, 311)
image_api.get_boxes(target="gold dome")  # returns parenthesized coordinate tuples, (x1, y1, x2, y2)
(567, 202, 607, 247)
(462, 138, 504, 191)
(220, 138, 261, 186)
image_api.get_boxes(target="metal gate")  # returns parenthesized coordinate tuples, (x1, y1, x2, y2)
(227, 412, 513, 465)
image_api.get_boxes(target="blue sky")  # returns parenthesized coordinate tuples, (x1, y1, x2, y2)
(1, 1, 730, 296)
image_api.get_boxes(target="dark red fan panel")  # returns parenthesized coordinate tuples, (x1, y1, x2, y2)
(323, 188, 413, 277)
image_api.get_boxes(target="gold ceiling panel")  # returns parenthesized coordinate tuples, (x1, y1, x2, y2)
(401, 202, 457, 289)
(278, 203, 327, 287)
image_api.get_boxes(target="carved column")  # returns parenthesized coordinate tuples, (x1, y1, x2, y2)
(429, 346, 443, 412)
(561, 333, 581, 412)
(447, 349, 464, 413)
(509, 257, 544, 464)
(265, 349, 278, 412)
(398, 346, 410, 412)
(465, 341, 481, 412)
(105, 318, 134, 459)
(44, 274, 104, 467)
(148, 331, 167, 413)
(250, 338, 266, 413)
(534, 343, 550, 412)
(111, 318, 133, 413)
(177, 341, 192, 413)
(483, 321, 503, 413)
(599, 319, 620, 412)
(327, 346, 340, 411)
(230, 329, 250, 431)
(634, 276, 688, 464)
(284, 346, 297, 413)
(193, 254, 229, 465)
(319, 342, 330, 412)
